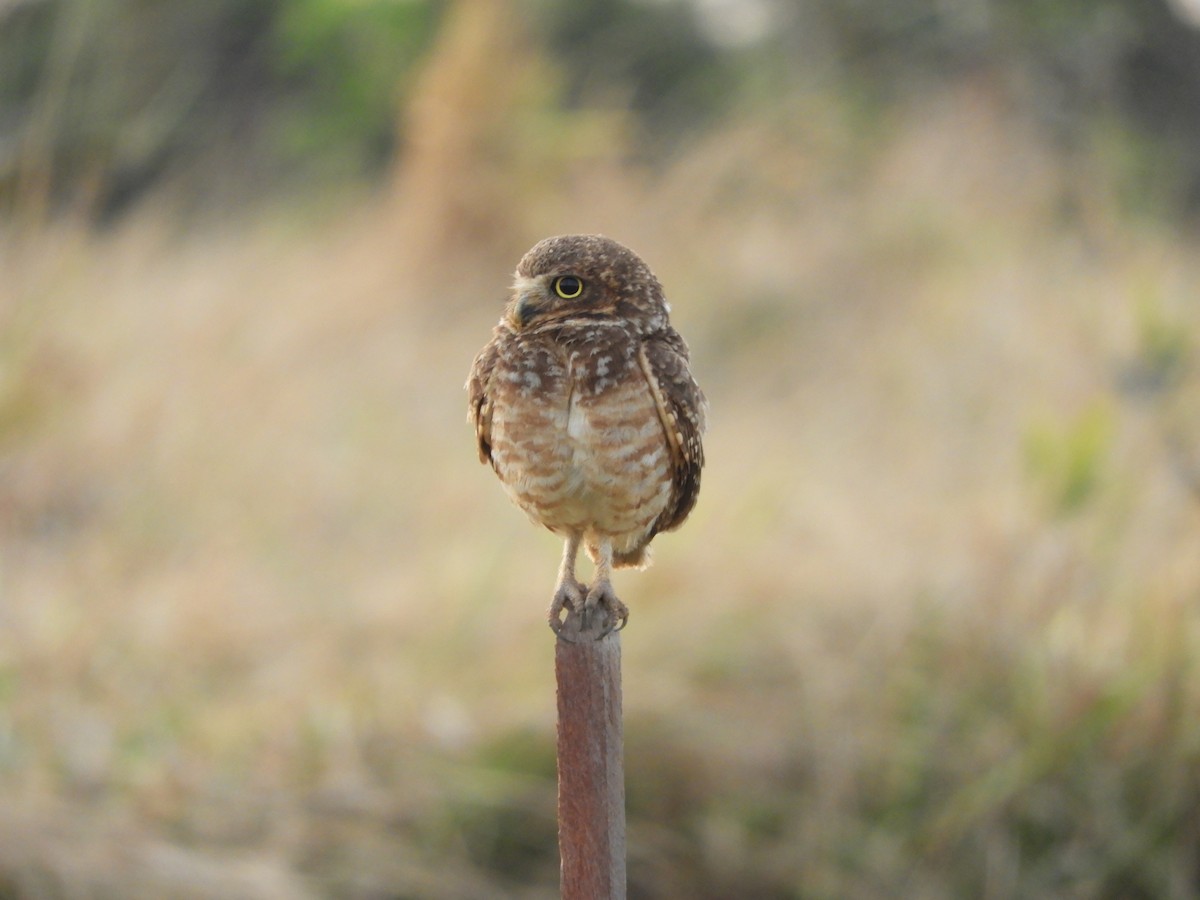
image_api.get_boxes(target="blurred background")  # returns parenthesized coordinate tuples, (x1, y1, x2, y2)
(3, 0, 1200, 896)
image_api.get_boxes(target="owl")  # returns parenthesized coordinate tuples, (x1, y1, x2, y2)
(467, 234, 706, 639)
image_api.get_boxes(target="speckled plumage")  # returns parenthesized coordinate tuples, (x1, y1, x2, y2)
(467, 234, 706, 636)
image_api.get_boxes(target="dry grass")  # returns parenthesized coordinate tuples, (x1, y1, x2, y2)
(3, 83, 1200, 898)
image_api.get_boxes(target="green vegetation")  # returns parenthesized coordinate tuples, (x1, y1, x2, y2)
(1025, 404, 1114, 516)
(3, 0, 1200, 897)
(5, 0, 1200, 217)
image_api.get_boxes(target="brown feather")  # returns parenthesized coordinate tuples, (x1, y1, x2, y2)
(466, 334, 500, 467)
(638, 332, 707, 536)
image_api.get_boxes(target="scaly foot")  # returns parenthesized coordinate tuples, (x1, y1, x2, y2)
(583, 578, 629, 637)
(548, 576, 586, 635)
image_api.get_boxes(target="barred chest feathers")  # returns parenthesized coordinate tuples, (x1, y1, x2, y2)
(489, 324, 672, 549)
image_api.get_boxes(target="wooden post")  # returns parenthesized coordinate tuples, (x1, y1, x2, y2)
(554, 608, 626, 899)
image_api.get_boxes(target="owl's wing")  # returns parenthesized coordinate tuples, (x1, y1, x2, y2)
(639, 329, 707, 534)
(466, 336, 500, 467)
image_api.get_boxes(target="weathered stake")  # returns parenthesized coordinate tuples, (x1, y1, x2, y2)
(554, 609, 627, 899)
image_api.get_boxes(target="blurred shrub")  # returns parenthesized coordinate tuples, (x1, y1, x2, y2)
(0, 0, 438, 218)
(4, 0, 1200, 218)
(271, 0, 438, 174)
(1024, 403, 1115, 516)
(528, 0, 743, 146)
(2, 0, 277, 217)
(772, 0, 1200, 212)
(1126, 283, 1193, 394)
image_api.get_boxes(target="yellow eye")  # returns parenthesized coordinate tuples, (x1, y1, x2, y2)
(553, 276, 583, 299)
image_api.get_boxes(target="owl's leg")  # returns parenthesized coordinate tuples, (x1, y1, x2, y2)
(548, 532, 586, 634)
(584, 540, 629, 636)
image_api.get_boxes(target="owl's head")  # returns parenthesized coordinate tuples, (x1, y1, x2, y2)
(504, 234, 669, 334)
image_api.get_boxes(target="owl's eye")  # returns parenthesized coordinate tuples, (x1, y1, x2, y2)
(553, 276, 584, 299)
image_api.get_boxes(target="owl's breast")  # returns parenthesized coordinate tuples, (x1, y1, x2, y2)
(488, 330, 671, 541)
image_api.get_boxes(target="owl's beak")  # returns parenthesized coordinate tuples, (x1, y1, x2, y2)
(509, 292, 541, 330)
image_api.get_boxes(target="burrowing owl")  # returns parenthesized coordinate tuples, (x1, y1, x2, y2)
(467, 235, 706, 638)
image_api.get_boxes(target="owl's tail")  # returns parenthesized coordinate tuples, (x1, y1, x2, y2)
(586, 538, 653, 570)
(613, 544, 652, 570)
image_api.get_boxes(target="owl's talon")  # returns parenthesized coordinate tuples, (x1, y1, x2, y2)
(548, 577, 586, 635)
(583, 579, 628, 638)
(550, 578, 627, 641)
